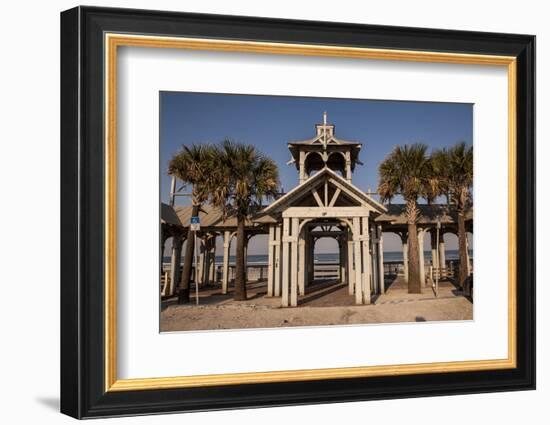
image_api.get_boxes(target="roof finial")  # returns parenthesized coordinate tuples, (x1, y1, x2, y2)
(323, 111, 327, 126)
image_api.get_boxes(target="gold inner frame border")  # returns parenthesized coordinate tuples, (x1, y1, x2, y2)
(104, 33, 517, 392)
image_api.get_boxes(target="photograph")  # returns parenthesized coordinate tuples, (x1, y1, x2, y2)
(159, 92, 474, 332)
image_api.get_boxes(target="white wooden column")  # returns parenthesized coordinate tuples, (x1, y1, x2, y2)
(347, 232, 355, 295)
(267, 225, 275, 296)
(298, 231, 306, 296)
(338, 238, 345, 283)
(353, 217, 363, 305)
(430, 231, 438, 269)
(361, 217, 371, 304)
(308, 235, 315, 283)
(281, 218, 290, 307)
(304, 234, 310, 287)
(370, 227, 379, 294)
(222, 231, 230, 294)
(168, 234, 183, 297)
(274, 225, 281, 297)
(418, 230, 426, 286)
(299, 151, 306, 184)
(402, 237, 409, 282)
(209, 237, 216, 283)
(290, 217, 299, 307)
(439, 233, 446, 270)
(377, 225, 385, 294)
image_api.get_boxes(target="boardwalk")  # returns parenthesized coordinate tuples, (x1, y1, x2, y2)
(160, 275, 472, 331)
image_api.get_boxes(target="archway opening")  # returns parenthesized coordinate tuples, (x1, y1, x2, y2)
(312, 235, 340, 284)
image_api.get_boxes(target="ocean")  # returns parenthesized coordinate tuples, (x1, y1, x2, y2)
(163, 250, 472, 265)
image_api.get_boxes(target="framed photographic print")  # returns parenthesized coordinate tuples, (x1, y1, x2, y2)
(60, 6, 535, 419)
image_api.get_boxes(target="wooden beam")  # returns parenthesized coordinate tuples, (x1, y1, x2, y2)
(327, 177, 366, 207)
(283, 206, 372, 218)
(328, 188, 342, 207)
(311, 189, 324, 207)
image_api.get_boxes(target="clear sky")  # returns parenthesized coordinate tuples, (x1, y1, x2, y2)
(160, 91, 473, 254)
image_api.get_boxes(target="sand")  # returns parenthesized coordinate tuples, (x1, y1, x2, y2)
(160, 277, 473, 332)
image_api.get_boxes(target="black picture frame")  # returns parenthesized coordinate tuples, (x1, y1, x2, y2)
(61, 6, 535, 419)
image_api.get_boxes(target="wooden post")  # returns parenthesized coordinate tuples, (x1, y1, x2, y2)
(371, 227, 379, 294)
(299, 151, 306, 184)
(347, 231, 355, 295)
(353, 217, 363, 304)
(298, 231, 305, 296)
(274, 225, 282, 297)
(418, 230, 426, 286)
(430, 230, 438, 269)
(267, 225, 275, 296)
(378, 225, 385, 294)
(308, 235, 315, 283)
(222, 231, 230, 294)
(168, 234, 183, 297)
(341, 235, 347, 286)
(439, 233, 446, 270)
(209, 236, 216, 283)
(361, 217, 371, 304)
(291, 218, 299, 307)
(304, 233, 310, 288)
(282, 218, 290, 307)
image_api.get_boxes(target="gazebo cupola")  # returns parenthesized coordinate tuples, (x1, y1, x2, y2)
(288, 112, 363, 184)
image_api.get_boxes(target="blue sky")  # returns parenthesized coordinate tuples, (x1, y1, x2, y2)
(160, 91, 472, 254)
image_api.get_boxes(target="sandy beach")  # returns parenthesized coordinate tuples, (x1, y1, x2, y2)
(160, 277, 473, 332)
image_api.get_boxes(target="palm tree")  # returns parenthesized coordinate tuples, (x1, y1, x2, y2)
(168, 144, 215, 304)
(426, 149, 450, 205)
(378, 143, 430, 293)
(209, 140, 279, 301)
(442, 142, 473, 290)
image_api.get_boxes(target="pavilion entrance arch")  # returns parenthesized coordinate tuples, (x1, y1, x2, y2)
(256, 166, 387, 307)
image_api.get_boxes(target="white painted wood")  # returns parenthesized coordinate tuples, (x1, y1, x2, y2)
(371, 227, 379, 294)
(208, 237, 216, 283)
(222, 231, 230, 294)
(353, 217, 363, 305)
(439, 236, 446, 269)
(291, 217, 299, 307)
(377, 225, 385, 294)
(418, 230, 426, 286)
(311, 189, 324, 207)
(283, 206, 371, 218)
(347, 235, 354, 295)
(328, 188, 341, 207)
(298, 232, 305, 296)
(267, 225, 275, 296)
(327, 177, 365, 207)
(361, 217, 371, 304)
(281, 218, 290, 307)
(274, 225, 281, 297)
(168, 234, 182, 297)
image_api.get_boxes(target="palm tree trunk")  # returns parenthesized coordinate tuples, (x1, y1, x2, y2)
(406, 200, 421, 293)
(457, 209, 468, 290)
(234, 215, 247, 301)
(178, 203, 199, 304)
